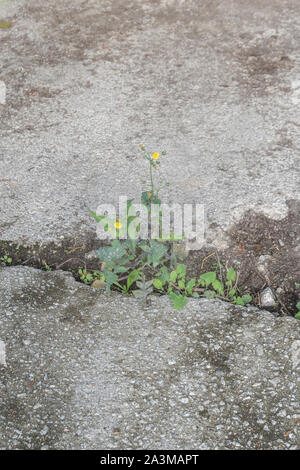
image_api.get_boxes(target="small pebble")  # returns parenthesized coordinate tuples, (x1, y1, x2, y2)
(260, 287, 276, 308)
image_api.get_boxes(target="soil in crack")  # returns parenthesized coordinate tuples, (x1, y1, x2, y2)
(186, 199, 299, 316)
(1, 200, 299, 317)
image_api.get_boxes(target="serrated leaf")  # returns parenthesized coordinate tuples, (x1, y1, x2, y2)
(234, 296, 245, 306)
(169, 292, 187, 310)
(186, 278, 196, 294)
(143, 241, 168, 267)
(295, 312, 300, 319)
(141, 191, 151, 208)
(157, 266, 170, 286)
(133, 275, 153, 302)
(204, 290, 216, 299)
(176, 264, 186, 279)
(139, 243, 150, 252)
(136, 279, 153, 290)
(96, 243, 126, 262)
(212, 279, 224, 295)
(103, 271, 118, 294)
(226, 267, 236, 282)
(113, 266, 128, 274)
(132, 289, 144, 298)
(170, 270, 177, 282)
(241, 294, 252, 304)
(153, 278, 163, 290)
(199, 271, 216, 287)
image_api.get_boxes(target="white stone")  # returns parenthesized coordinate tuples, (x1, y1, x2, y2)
(260, 287, 276, 307)
(0, 341, 7, 367)
(0, 81, 6, 105)
(291, 341, 300, 370)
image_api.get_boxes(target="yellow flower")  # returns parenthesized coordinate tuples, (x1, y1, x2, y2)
(114, 220, 122, 229)
(139, 144, 143, 148)
(154, 165, 157, 169)
(147, 191, 152, 196)
(152, 152, 159, 160)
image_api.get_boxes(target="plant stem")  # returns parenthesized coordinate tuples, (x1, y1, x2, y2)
(149, 161, 154, 195)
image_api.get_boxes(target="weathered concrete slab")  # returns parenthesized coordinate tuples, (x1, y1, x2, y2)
(0, 266, 299, 449)
(0, 0, 299, 451)
(0, 0, 299, 244)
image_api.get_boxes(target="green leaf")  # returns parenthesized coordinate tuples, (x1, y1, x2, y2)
(157, 266, 170, 286)
(136, 279, 153, 290)
(139, 243, 150, 252)
(212, 279, 224, 295)
(96, 241, 126, 262)
(113, 265, 128, 274)
(169, 292, 187, 310)
(127, 215, 139, 226)
(141, 191, 161, 210)
(198, 271, 216, 288)
(132, 275, 153, 301)
(204, 290, 216, 299)
(141, 241, 168, 268)
(228, 288, 236, 297)
(89, 210, 115, 233)
(234, 296, 245, 306)
(141, 191, 150, 208)
(89, 210, 108, 224)
(186, 278, 196, 294)
(241, 294, 252, 304)
(170, 270, 177, 282)
(156, 231, 185, 242)
(126, 198, 135, 215)
(178, 280, 185, 289)
(127, 269, 141, 290)
(176, 264, 186, 279)
(103, 271, 118, 294)
(153, 278, 163, 290)
(226, 267, 236, 282)
(295, 312, 300, 320)
(296, 301, 300, 311)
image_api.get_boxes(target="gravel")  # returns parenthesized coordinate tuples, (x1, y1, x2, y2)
(0, 266, 299, 450)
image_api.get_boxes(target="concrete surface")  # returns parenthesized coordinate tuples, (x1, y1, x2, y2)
(1, 0, 300, 451)
(0, 0, 299, 244)
(0, 266, 299, 450)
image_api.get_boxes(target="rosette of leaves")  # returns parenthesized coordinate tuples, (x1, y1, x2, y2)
(95, 240, 134, 294)
(138, 240, 168, 268)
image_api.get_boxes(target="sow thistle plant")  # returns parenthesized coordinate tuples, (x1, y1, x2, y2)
(89, 145, 253, 310)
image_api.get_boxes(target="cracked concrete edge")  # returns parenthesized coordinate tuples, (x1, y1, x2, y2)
(0, 266, 299, 450)
(0, 264, 294, 321)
